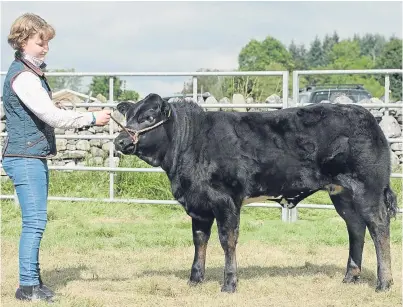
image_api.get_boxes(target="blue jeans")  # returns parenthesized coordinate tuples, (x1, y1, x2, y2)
(2, 157, 49, 286)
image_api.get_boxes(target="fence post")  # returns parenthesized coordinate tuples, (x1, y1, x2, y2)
(292, 71, 299, 107)
(109, 77, 115, 200)
(281, 71, 298, 223)
(282, 71, 289, 106)
(192, 76, 198, 102)
(282, 206, 298, 223)
(384, 74, 390, 116)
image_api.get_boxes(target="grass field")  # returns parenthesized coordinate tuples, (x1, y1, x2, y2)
(1, 158, 402, 306)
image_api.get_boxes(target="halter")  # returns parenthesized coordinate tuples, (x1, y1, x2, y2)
(111, 108, 171, 145)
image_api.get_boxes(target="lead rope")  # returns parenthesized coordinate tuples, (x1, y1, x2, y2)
(110, 114, 138, 143)
(110, 108, 171, 144)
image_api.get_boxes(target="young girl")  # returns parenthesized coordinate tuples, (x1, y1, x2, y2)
(2, 13, 111, 302)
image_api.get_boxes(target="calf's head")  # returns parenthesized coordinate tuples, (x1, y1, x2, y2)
(113, 93, 172, 166)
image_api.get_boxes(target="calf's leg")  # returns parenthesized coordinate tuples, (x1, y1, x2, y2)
(334, 175, 394, 291)
(214, 207, 240, 293)
(357, 195, 394, 292)
(189, 217, 215, 285)
(330, 190, 366, 283)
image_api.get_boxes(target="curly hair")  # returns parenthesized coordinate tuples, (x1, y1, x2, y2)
(7, 13, 55, 50)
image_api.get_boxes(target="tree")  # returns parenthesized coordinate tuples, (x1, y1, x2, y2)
(89, 76, 122, 100)
(180, 32, 400, 102)
(238, 36, 294, 71)
(181, 68, 234, 100)
(327, 40, 373, 69)
(89, 76, 140, 101)
(332, 40, 359, 58)
(181, 65, 287, 102)
(119, 90, 140, 101)
(354, 33, 387, 64)
(46, 68, 83, 92)
(306, 36, 325, 68)
(288, 40, 298, 60)
(119, 80, 140, 101)
(236, 36, 294, 101)
(375, 38, 403, 100)
(230, 63, 289, 101)
(289, 40, 308, 70)
(319, 40, 385, 97)
(322, 34, 338, 66)
(246, 62, 289, 101)
(332, 31, 339, 44)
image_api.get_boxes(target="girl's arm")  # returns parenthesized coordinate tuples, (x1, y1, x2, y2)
(12, 71, 96, 129)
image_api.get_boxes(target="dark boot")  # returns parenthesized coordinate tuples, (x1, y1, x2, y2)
(39, 273, 55, 297)
(15, 285, 54, 303)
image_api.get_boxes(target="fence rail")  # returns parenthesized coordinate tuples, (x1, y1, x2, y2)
(1, 69, 402, 222)
(0, 194, 350, 210)
(293, 69, 403, 105)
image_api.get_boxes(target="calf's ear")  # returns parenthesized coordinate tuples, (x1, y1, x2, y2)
(117, 102, 133, 115)
(160, 98, 171, 118)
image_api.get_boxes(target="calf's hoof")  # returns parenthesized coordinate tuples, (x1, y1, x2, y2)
(188, 279, 204, 286)
(342, 274, 360, 284)
(376, 279, 393, 292)
(188, 273, 204, 286)
(221, 282, 237, 293)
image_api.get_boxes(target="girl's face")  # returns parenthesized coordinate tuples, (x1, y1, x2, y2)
(22, 33, 49, 61)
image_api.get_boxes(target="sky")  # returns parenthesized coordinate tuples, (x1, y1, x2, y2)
(1, 1, 402, 98)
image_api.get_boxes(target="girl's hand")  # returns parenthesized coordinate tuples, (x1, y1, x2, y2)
(93, 110, 111, 126)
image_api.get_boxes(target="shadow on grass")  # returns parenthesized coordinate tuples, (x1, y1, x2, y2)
(140, 262, 377, 287)
(41, 265, 129, 291)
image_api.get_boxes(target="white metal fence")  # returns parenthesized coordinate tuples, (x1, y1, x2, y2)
(1, 69, 402, 222)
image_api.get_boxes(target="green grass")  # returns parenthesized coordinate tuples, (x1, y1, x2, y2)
(1, 156, 173, 199)
(115, 156, 173, 199)
(1, 165, 402, 307)
(1, 198, 402, 253)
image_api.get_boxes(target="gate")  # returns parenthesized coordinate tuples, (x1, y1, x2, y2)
(1, 69, 401, 222)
